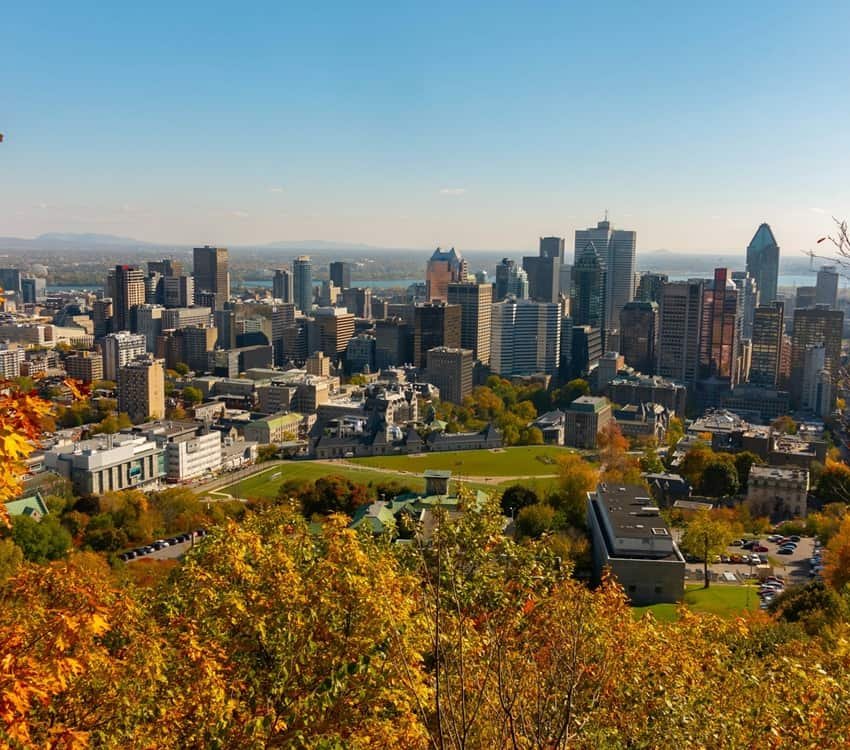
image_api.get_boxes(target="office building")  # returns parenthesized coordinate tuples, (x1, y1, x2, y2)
(791, 307, 843, 404)
(181, 325, 218, 373)
(425, 347, 474, 404)
(0, 269, 22, 294)
(749, 302, 785, 387)
(375, 317, 411, 369)
(163, 275, 194, 308)
(636, 272, 668, 304)
(564, 396, 611, 449)
(816, 266, 839, 309)
(112, 265, 146, 332)
(490, 298, 560, 377)
(746, 223, 780, 304)
(571, 241, 607, 334)
(425, 247, 467, 302)
(698, 268, 741, 386)
(312, 307, 356, 358)
(346, 333, 376, 374)
(796, 286, 817, 311)
(293, 256, 313, 312)
(133, 304, 164, 351)
(329, 261, 352, 290)
(21, 276, 46, 303)
(522, 237, 562, 303)
(341, 287, 372, 319)
(801, 344, 833, 418)
(494, 258, 529, 301)
(412, 301, 461, 368)
(65, 351, 103, 384)
(117, 355, 165, 422)
(93, 299, 113, 338)
(101, 331, 147, 381)
(731, 271, 759, 339)
(193, 246, 230, 310)
(597, 351, 625, 387)
(147, 423, 221, 483)
(447, 281, 493, 364)
(272, 268, 294, 302)
(148, 258, 183, 278)
(605, 374, 688, 416)
(619, 301, 658, 375)
(575, 217, 636, 335)
(587, 484, 685, 605)
(161, 306, 212, 331)
(539, 236, 565, 260)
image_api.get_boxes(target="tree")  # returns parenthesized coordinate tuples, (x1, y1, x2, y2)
(553, 453, 598, 528)
(816, 459, 850, 503)
(639, 445, 665, 474)
(824, 514, 850, 591)
(771, 415, 798, 434)
(679, 444, 714, 488)
(256, 444, 279, 462)
(174, 362, 190, 376)
(11, 515, 72, 563)
(734, 451, 763, 492)
(500, 484, 538, 516)
(0, 538, 23, 582)
(679, 510, 734, 588)
(516, 503, 556, 538)
(769, 580, 849, 635)
(699, 456, 739, 497)
(598, 422, 642, 484)
(666, 416, 685, 449)
(552, 378, 590, 408)
(181, 386, 203, 405)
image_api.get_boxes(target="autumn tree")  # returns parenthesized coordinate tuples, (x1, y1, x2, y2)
(598, 422, 642, 484)
(816, 459, 850, 503)
(771, 414, 798, 434)
(824, 514, 850, 591)
(680, 510, 734, 587)
(555, 453, 599, 516)
(516, 502, 556, 538)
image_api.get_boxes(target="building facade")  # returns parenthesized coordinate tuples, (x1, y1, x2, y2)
(425, 347, 473, 405)
(746, 223, 780, 305)
(490, 299, 560, 377)
(447, 281, 493, 364)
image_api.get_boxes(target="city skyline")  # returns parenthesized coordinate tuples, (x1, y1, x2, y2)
(2, 3, 849, 252)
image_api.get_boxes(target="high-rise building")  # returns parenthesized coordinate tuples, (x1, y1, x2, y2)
(801, 345, 833, 418)
(312, 307, 356, 359)
(100, 332, 147, 382)
(698, 268, 741, 386)
(112, 265, 146, 332)
(293, 256, 313, 313)
(574, 217, 636, 335)
(193, 246, 230, 310)
(133, 304, 164, 351)
(412, 301, 462, 368)
(816, 266, 839, 309)
(21, 276, 46, 303)
(746, 223, 779, 305)
(65, 351, 104, 384)
(522, 256, 560, 303)
(619, 301, 658, 375)
(163, 275, 194, 308)
(795, 286, 817, 311)
(539, 236, 565, 260)
(329, 261, 352, 290)
(117, 355, 165, 423)
(567, 325, 603, 379)
(494, 258, 529, 301)
(636, 272, 668, 304)
(272, 268, 294, 302)
(341, 287, 372, 319)
(375, 317, 411, 369)
(731, 271, 759, 339)
(790, 307, 843, 404)
(93, 299, 113, 339)
(181, 325, 218, 373)
(425, 247, 467, 302)
(447, 282, 493, 364)
(148, 258, 183, 277)
(425, 347, 473, 405)
(749, 302, 785, 387)
(0, 269, 22, 295)
(345, 334, 376, 374)
(490, 298, 560, 377)
(657, 280, 703, 386)
(571, 242, 607, 334)
(214, 308, 236, 350)
(161, 307, 212, 331)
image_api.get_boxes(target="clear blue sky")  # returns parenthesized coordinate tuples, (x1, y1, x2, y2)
(2, 1, 849, 253)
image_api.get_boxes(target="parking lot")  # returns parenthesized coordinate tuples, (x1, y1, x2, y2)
(683, 535, 817, 584)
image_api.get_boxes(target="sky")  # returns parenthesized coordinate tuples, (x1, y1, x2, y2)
(2, 1, 849, 253)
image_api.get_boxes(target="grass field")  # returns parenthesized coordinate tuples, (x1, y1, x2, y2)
(633, 584, 759, 622)
(350, 446, 586, 478)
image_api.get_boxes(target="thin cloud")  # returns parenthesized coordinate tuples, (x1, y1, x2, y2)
(810, 207, 827, 215)
(231, 210, 249, 219)
(439, 187, 467, 195)
(268, 187, 284, 193)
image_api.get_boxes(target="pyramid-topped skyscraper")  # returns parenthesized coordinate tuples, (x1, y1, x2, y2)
(746, 223, 779, 305)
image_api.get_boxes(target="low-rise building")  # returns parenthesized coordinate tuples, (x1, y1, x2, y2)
(605, 373, 687, 416)
(746, 465, 809, 521)
(613, 403, 669, 443)
(587, 483, 685, 605)
(565, 396, 612, 449)
(130, 421, 222, 482)
(530, 409, 566, 445)
(242, 411, 303, 444)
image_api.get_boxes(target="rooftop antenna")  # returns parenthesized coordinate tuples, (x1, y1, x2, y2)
(604, 209, 609, 222)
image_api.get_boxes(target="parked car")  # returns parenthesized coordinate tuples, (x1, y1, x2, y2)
(789, 535, 801, 542)
(742, 540, 756, 550)
(753, 544, 769, 553)
(730, 539, 744, 547)
(778, 547, 794, 555)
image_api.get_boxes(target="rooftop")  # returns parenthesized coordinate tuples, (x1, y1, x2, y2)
(568, 395, 609, 414)
(595, 483, 668, 541)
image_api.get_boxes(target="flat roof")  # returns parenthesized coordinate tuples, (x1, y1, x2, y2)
(595, 483, 668, 541)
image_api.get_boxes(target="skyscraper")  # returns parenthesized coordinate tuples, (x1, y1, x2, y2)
(816, 266, 839, 309)
(619, 301, 658, 375)
(425, 347, 474, 405)
(698, 268, 741, 386)
(447, 281, 493, 364)
(273, 268, 294, 302)
(731, 271, 759, 339)
(749, 302, 785, 387)
(162, 275, 194, 308)
(494, 258, 529, 301)
(193, 246, 230, 310)
(636, 272, 668, 304)
(657, 280, 703, 386)
(790, 306, 843, 404)
(425, 247, 467, 302)
(574, 217, 636, 334)
(490, 298, 561, 377)
(329, 261, 352, 290)
(112, 265, 146, 332)
(571, 242, 607, 334)
(412, 301, 461, 368)
(746, 223, 780, 305)
(522, 237, 561, 303)
(293, 256, 313, 313)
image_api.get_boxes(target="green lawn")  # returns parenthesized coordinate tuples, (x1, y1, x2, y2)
(350, 446, 587, 478)
(633, 584, 760, 622)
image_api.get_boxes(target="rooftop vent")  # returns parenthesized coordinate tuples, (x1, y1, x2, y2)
(651, 528, 669, 536)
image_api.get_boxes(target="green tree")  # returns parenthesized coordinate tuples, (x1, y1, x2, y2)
(680, 510, 734, 588)
(174, 362, 190, 376)
(181, 386, 203, 405)
(11, 515, 72, 563)
(500, 484, 539, 516)
(666, 416, 685, 448)
(0, 538, 23, 582)
(516, 502, 556, 538)
(552, 378, 590, 408)
(734, 451, 763, 492)
(699, 457, 739, 497)
(256, 444, 279, 462)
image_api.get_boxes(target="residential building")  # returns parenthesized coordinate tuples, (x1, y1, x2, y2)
(0, 347, 24, 378)
(491, 298, 560, 377)
(746, 466, 809, 521)
(112, 265, 146, 332)
(587, 483, 685, 605)
(118, 356, 165, 422)
(273, 268, 294, 302)
(101, 331, 146, 381)
(791, 307, 843, 405)
(494, 258, 529, 301)
(816, 266, 839, 309)
(447, 281, 493, 364)
(65, 351, 103, 384)
(425, 347, 473, 405)
(564, 395, 612, 449)
(619, 301, 658, 374)
(412, 301, 461, 368)
(746, 223, 780, 304)
(329, 261, 352, 290)
(193, 246, 230, 310)
(425, 247, 467, 302)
